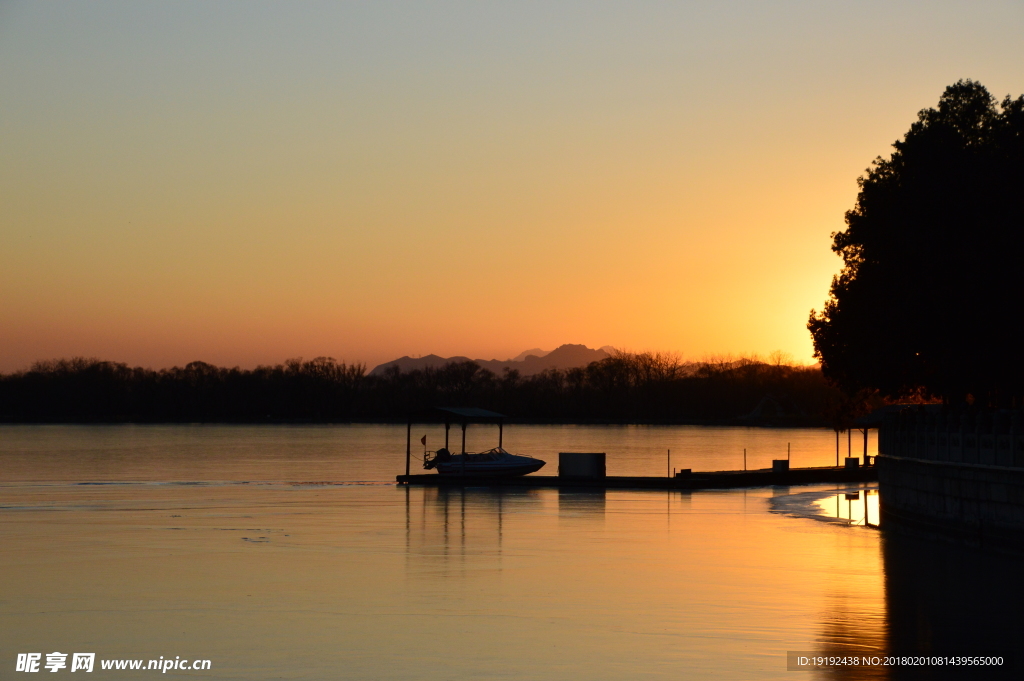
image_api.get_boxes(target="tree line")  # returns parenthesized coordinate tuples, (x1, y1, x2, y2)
(0, 352, 845, 425)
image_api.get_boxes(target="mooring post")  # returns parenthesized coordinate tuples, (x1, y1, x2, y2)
(788, 442, 791, 462)
(405, 418, 411, 478)
(461, 422, 467, 475)
(835, 430, 839, 467)
(743, 448, 747, 471)
(863, 428, 869, 465)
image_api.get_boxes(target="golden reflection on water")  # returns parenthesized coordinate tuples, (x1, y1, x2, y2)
(815, 489, 880, 527)
(0, 423, 877, 481)
(0, 480, 894, 680)
(24, 426, 1012, 679)
(4, 427, 1022, 679)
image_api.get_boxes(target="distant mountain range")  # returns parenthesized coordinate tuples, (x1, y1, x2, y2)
(369, 344, 615, 377)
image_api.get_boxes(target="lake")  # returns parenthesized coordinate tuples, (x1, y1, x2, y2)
(0, 423, 875, 482)
(0, 425, 1016, 679)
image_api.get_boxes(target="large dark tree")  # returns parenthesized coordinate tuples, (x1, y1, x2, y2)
(809, 80, 1024, 405)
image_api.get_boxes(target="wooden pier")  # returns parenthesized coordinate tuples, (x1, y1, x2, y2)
(397, 465, 878, 491)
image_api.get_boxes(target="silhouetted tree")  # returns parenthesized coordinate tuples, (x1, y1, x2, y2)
(809, 80, 1024, 405)
(0, 353, 842, 424)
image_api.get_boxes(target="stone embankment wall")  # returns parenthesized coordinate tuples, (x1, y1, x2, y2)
(877, 407, 1024, 549)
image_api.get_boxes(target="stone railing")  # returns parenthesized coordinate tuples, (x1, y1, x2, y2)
(878, 407, 1024, 468)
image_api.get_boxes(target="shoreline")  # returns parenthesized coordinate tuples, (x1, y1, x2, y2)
(0, 417, 833, 428)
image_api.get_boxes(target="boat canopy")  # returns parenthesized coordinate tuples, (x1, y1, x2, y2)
(403, 407, 507, 476)
(408, 406, 505, 423)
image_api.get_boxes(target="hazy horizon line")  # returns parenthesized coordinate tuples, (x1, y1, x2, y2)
(5, 347, 822, 375)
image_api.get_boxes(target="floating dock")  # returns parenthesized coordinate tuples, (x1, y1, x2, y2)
(397, 465, 878, 491)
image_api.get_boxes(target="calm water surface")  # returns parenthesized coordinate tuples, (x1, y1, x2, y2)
(0, 425, 1012, 679)
(0, 423, 876, 482)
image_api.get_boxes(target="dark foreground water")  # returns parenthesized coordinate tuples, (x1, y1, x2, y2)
(0, 425, 1018, 680)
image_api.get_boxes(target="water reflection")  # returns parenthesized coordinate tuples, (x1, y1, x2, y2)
(803, 491, 889, 681)
(802, 487, 1023, 679)
(881, 527, 1023, 678)
(400, 483, 1023, 679)
(0, 423, 878, 482)
(403, 486, 613, 573)
(557, 488, 606, 520)
(404, 486, 546, 577)
(10, 431, 1021, 681)
(815, 588, 889, 681)
(816, 489, 880, 526)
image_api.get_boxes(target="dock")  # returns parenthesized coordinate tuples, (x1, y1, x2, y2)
(397, 465, 878, 490)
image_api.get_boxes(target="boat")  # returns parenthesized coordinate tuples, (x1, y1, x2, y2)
(402, 406, 546, 478)
(424, 446, 545, 477)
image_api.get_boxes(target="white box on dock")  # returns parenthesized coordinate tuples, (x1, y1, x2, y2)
(559, 452, 606, 478)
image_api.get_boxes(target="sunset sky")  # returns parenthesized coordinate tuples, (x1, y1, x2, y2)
(2, 1, 1023, 372)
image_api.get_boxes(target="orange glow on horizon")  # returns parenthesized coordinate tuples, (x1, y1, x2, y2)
(2, 3, 1022, 372)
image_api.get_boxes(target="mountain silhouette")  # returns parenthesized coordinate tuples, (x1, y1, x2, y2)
(369, 344, 612, 377)
(510, 347, 550, 362)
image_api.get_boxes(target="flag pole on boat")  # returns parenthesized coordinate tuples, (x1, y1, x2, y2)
(405, 420, 411, 477)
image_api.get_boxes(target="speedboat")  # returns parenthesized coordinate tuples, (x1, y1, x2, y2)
(402, 407, 546, 479)
(424, 446, 545, 477)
